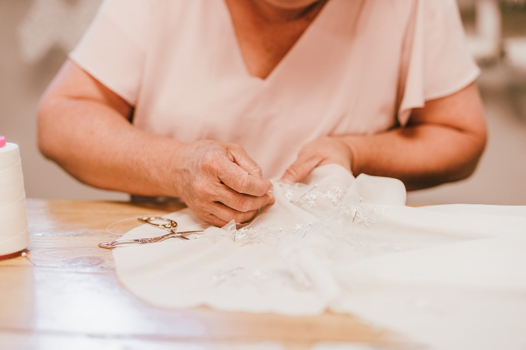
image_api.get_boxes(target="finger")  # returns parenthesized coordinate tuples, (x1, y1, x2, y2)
(208, 202, 258, 224)
(280, 155, 323, 184)
(227, 144, 264, 177)
(213, 185, 275, 212)
(217, 159, 272, 196)
(200, 211, 228, 227)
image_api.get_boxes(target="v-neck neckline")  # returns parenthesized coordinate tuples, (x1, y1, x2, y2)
(221, 0, 335, 83)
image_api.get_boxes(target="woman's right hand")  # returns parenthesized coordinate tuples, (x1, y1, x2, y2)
(172, 140, 274, 227)
(38, 61, 272, 225)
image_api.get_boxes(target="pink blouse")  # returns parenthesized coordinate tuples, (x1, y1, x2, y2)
(70, 0, 479, 178)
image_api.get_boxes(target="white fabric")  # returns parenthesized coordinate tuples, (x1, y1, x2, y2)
(114, 165, 526, 349)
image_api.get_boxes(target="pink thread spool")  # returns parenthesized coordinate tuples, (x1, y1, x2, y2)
(0, 136, 30, 258)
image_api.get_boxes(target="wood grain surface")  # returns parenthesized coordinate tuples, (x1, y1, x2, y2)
(0, 199, 413, 350)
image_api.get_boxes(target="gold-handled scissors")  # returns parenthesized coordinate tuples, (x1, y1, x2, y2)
(98, 216, 204, 250)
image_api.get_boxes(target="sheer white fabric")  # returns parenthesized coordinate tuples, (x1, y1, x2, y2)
(114, 165, 526, 348)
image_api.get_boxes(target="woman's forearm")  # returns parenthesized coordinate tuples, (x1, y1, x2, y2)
(38, 61, 274, 226)
(38, 96, 183, 197)
(341, 123, 486, 190)
(341, 83, 487, 191)
(281, 83, 487, 188)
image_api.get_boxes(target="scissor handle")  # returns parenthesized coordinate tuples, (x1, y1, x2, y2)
(98, 216, 205, 250)
(138, 216, 178, 231)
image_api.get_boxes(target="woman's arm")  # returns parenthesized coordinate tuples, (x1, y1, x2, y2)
(38, 60, 171, 196)
(38, 60, 273, 226)
(281, 82, 487, 190)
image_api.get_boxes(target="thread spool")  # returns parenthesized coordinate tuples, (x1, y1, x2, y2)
(0, 136, 30, 257)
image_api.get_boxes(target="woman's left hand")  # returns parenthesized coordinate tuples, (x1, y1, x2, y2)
(280, 136, 353, 184)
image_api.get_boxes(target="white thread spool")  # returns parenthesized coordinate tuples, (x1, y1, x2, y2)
(0, 136, 30, 257)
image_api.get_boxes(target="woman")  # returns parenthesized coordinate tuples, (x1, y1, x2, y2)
(37, 0, 487, 226)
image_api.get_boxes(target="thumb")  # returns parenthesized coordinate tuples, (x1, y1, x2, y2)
(280, 156, 322, 184)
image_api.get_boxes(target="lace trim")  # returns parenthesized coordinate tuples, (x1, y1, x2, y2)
(205, 181, 391, 289)
(283, 183, 345, 207)
(203, 182, 387, 247)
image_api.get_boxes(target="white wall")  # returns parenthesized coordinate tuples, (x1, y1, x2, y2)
(1, 0, 126, 200)
(407, 62, 526, 205)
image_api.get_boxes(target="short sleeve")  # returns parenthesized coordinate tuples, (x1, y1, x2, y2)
(397, 0, 480, 126)
(69, 0, 152, 106)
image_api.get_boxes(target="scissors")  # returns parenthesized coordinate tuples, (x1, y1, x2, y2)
(98, 216, 204, 250)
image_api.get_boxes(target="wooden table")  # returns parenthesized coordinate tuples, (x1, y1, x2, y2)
(0, 199, 410, 350)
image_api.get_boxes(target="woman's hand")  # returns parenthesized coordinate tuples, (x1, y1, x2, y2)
(280, 136, 352, 184)
(174, 140, 274, 227)
(39, 62, 273, 227)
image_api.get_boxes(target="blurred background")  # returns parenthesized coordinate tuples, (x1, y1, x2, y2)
(0, 0, 525, 204)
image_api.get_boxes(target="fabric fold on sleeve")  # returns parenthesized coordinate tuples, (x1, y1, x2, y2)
(397, 0, 480, 126)
(69, 0, 152, 106)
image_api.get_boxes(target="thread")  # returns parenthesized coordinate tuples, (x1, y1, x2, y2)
(0, 139, 30, 257)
